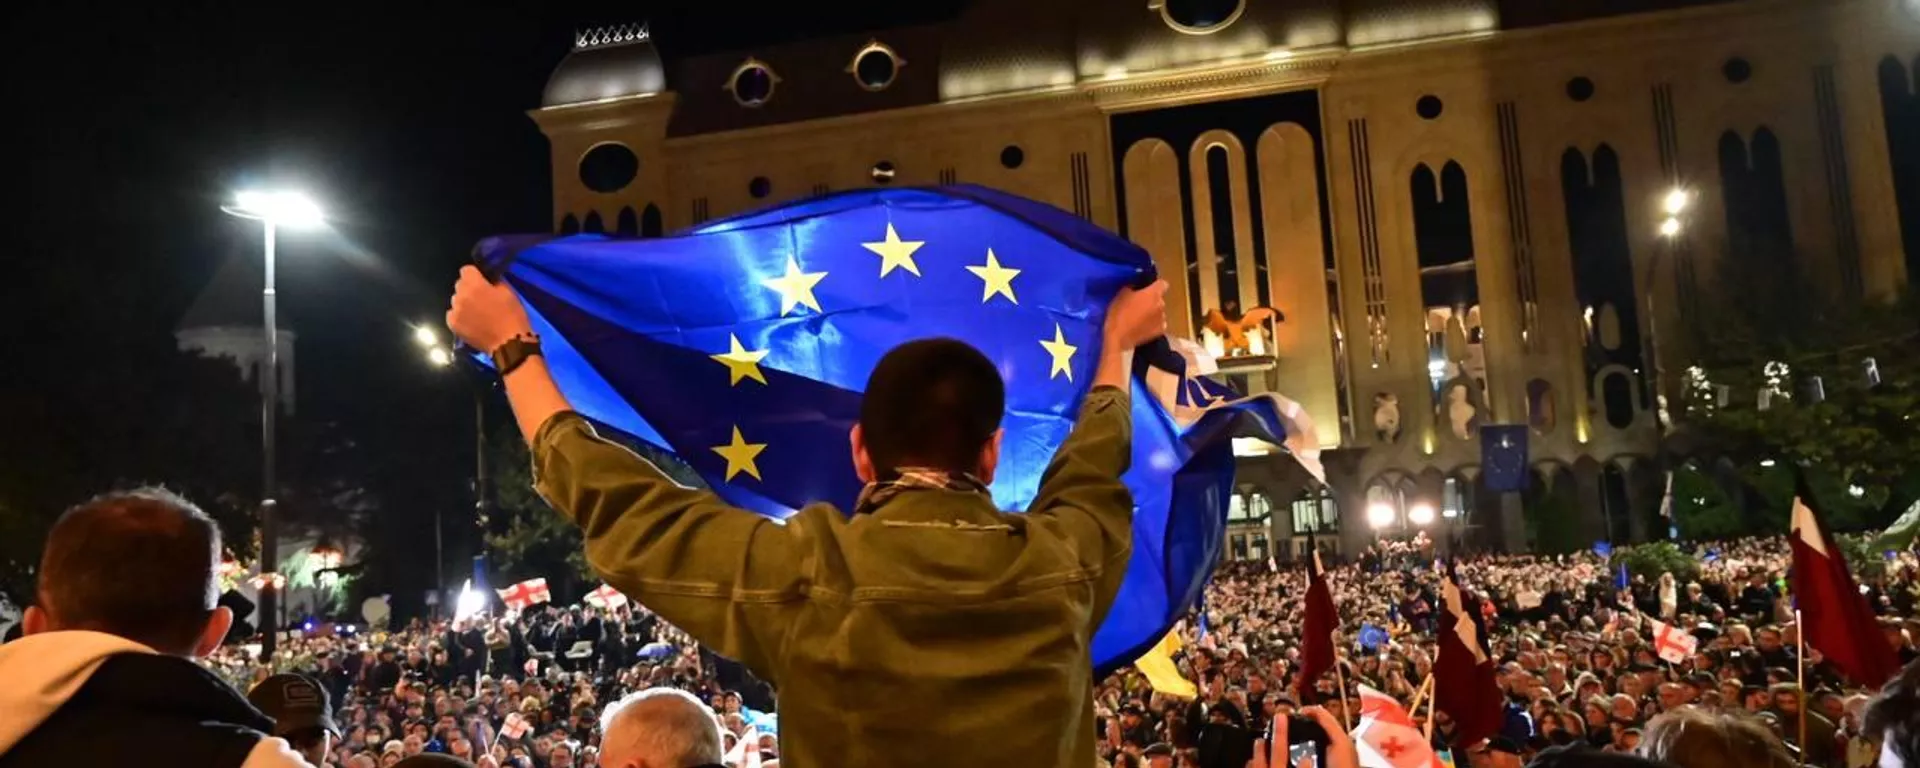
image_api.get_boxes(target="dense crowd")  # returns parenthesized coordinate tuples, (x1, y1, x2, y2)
(198, 535, 1920, 768)
(1089, 536, 1920, 768)
(204, 603, 778, 768)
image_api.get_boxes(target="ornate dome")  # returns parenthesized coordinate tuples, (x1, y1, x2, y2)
(542, 24, 667, 107)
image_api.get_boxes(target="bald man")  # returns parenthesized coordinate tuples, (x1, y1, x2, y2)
(597, 689, 725, 768)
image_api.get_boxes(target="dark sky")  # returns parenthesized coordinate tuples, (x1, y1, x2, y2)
(12, 1, 967, 411)
(2, 1, 962, 589)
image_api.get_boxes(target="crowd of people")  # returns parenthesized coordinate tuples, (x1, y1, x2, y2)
(9, 280, 1920, 768)
(1087, 536, 1920, 768)
(201, 602, 778, 768)
(155, 534, 1920, 768)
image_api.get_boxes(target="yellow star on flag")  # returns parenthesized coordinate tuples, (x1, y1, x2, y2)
(760, 256, 827, 315)
(861, 223, 925, 278)
(1040, 324, 1078, 381)
(966, 248, 1021, 305)
(710, 334, 768, 386)
(711, 426, 767, 482)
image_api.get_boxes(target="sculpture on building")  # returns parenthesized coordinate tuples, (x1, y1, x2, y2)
(1373, 392, 1401, 443)
(1200, 301, 1284, 358)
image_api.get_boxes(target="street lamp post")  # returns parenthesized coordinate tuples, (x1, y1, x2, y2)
(221, 190, 324, 662)
(1650, 187, 1691, 432)
(1650, 188, 1691, 541)
(413, 326, 491, 611)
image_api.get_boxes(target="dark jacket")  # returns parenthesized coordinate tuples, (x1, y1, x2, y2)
(0, 646, 284, 768)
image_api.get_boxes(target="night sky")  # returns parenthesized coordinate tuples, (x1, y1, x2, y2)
(4, 0, 962, 598)
(10, 0, 975, 425)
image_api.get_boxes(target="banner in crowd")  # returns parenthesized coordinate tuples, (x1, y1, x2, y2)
(1645, 617, 1698, 664)
(475, 185, 1310, 674)
(497, 578, 551, 611)
(584, 583, 628, 611)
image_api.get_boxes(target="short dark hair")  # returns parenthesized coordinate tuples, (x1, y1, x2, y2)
(1867, 659, 1920, 765)
(858, 338, 1004, 476)
(37, 487, 222, 652)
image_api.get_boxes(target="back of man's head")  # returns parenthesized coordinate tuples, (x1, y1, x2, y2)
(857, 337, 1004, 478)
(27, 487, 227, 656)
(599, 688, 723, 768)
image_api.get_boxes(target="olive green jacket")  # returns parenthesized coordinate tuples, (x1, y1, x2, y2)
(531, 386, 1136, 767)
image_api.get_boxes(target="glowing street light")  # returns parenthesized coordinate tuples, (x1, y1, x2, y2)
(1658, 217, 1682, 237)
(225, 190, 326, 230)
(1366, 502, 1397, 530)
(1408, 503, 1437, 526)
(221, 187, 325, 662)
(413, 324, 441, 349)
(1662, 188, 1691, 216)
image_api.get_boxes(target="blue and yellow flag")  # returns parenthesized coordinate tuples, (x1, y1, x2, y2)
(475, 185, 1300, 674)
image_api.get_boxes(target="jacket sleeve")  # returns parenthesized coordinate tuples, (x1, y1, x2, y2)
(530, 412, 807, 679)
(1023, 386, 1135, 625)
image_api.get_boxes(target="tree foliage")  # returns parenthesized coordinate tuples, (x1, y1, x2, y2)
(1673, 250, 1920, 533)
(485, 422, 705, 601)
(1613, 540, 1699, 582)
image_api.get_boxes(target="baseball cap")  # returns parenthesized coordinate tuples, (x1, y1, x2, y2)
(247, 674, 340, 738)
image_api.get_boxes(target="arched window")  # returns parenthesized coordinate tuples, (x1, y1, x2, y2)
(1292, 487, 1338, 534)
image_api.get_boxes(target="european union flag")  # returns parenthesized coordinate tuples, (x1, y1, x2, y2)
(474, 185, 1300, 675)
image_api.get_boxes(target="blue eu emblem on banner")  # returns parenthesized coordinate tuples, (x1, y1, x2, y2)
(1480, 424, 1529, 493)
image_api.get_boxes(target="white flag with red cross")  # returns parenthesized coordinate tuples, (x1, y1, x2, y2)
(496, 578, 551, 611)
(1352, 685, 1445, 768)
(1647, 617, 1698, 664)
(584, 583, 628, 611)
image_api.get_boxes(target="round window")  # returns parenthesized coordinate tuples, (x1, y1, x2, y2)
(871, 161, 896, 185)
(729, 59, 778, 107)
(851, 43, 901, 91)
(1415, 95, 1444, 121)
(578, 143, 639, 194)
(1156, 0, 1246, 34)
(1566, 76, 1595, 102)
(1000, 146, 1025, 170)
(1722, 57, 1753, 84)
(748, 176, 771, 199)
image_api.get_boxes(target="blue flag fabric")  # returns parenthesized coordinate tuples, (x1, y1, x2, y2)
(1593, 541, 1613, 558)
(474, 185, 1295, 675)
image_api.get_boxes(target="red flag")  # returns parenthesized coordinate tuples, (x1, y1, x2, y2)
(1354, 685, 1445, 768)
(1434, 568, 1502, 750)
(1790, 485, 1900, 687)
(1297, 547, 1338, 696)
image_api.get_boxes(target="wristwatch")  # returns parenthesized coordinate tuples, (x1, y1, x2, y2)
(490, 334, 543, 376)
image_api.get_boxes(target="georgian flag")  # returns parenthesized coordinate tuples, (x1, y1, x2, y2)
(496, 578, 551, 611)
(584, 583, 628, 610)
(1646, 617, 1698, 664)
(1352, 685, 1445, 768)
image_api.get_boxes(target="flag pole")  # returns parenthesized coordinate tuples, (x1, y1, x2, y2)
(1795, 609, 1808, 758)
(1333, 653, 1353, 731)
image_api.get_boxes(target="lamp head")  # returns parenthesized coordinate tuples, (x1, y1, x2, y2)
(226, 190, 325, 229)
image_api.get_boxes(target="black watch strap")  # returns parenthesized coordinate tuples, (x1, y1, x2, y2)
(490, 335, 543, 376)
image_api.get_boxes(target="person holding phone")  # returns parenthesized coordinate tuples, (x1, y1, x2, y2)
(1247, 706, 1359, 768)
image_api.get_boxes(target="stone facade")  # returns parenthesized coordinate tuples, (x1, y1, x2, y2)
(526, 0, 1920, 559)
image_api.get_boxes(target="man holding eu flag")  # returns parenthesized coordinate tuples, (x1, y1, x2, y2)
(448, 264, 1167, 767)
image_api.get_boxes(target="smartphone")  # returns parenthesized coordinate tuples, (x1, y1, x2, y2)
(1288, 742, 1320, 768)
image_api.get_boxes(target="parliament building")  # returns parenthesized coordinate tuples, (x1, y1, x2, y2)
(525, 0, 1920, 559)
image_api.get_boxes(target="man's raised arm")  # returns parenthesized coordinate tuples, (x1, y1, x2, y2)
(1024, 280, 1168, 626)
(445, 266, 803, 678)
